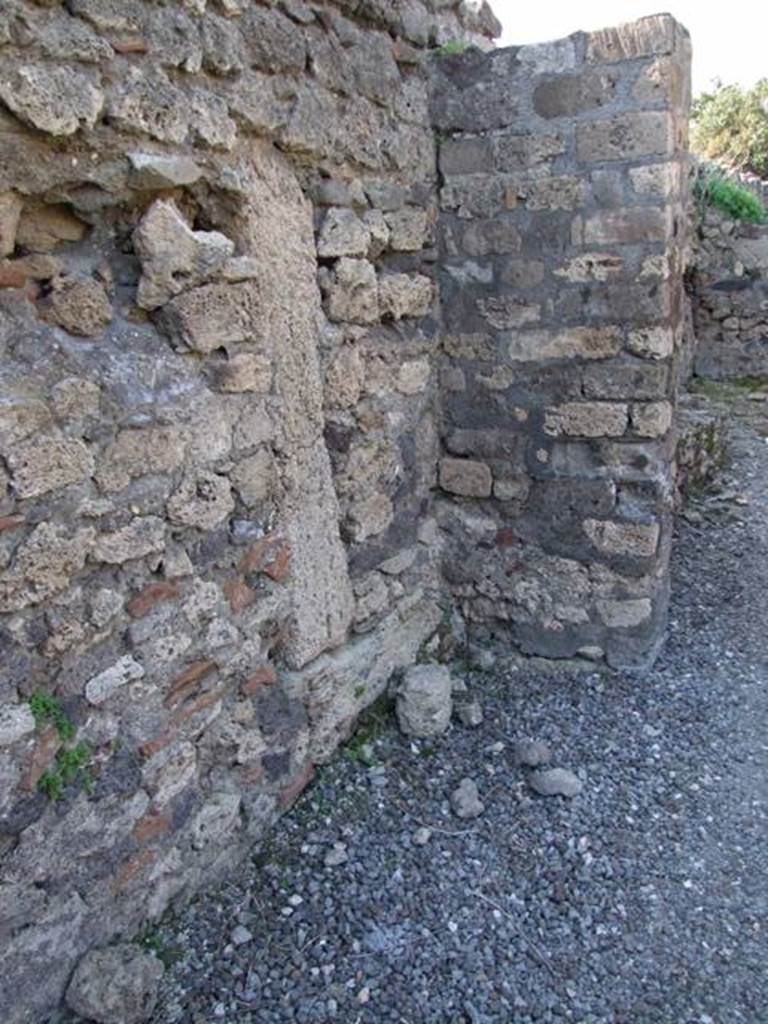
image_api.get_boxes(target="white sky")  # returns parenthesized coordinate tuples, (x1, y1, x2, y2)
(493, 1, 767, 94)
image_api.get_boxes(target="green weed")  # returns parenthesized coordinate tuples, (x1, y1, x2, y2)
(37, 742, 92, 801)
(435, 40, 468, 57)
(28, 692, 75, 741)
(695, 171, 767, 224)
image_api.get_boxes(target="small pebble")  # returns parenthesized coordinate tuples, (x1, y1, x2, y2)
(412, 826, 432, 846)
(528, 767, 583, 797)
(324, 842, 349, 867)
(514, 739, 552, 767)
(450, 777, 485, 818)
(457, 700, 484, 727)
(230, 925, 252, 946)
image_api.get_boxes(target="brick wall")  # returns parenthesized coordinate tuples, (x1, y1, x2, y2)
(433, 15, 691, 670)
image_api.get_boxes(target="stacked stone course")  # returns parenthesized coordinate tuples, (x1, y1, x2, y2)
(433, 15, 691, 670)
(0, 4, 691, 1021)
(689, 206, 768, 379)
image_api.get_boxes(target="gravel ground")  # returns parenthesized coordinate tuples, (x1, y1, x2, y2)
(146, 409, 768, 1024)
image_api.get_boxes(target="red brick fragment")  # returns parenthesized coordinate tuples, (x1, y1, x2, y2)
(264, 543, 291, 582)
(171, 684, 227, 726)
(164, 659, 217, 709)
(0, 514, 24, 533)
(238, 532, 291, 582)
(223, 577, 256, 613)
(279, 762, 315, 808)
(0, 263, 28, 289)
(241, 663, 278, 696)
(127, 581, 179, 619)
(238, 761, 264, 786)
(112, 849, 157, 895)
(496, 528, 520, 548)
(111, 37, 149, 54)
(133, 812, 170, 844)
(139, 727, 176, 760)
(23, 726, 61, 791)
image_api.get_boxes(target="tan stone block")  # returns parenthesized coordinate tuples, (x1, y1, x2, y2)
(475, 368, 518, 391)
(231, 449, 275, 507)
(586, 15, 677, 63)
(576, 112, 675, 163)
(494, 132, 566, 171)
(317, 207, 371, 259)
(506, 175, 585, 212)
(134, 199, 234, 310)
(347, 492, 394, 542)
(494, 477, 530, 502)
(0, 399, 53, 450)
(508, 326, 621, 362)
(633, 56, 686, 106)
(167, 472, 234, 530)
(477, 296, 540, 329)
(0, 191, 23, 257)
(574, 207, 671, 246)
(233, 404, 273, 451)
(554, 253, 624, 283)
(442, 333, 495, 361)
(51, 378, 101, 422)
(629, 162, 681, 198)
(639, 254, 671, 279)
(583, 518, 660, 557)
(0, 522, 94, 612)
(597, 597, 652, 628)
(533, 72, 616, 119)
(385, 208, 428, 252)
(8, 438, 93, 498)
(158, 281, 260, 354)
(378, 273, 433, 320)
(15, 202, 87, 253)
(325, 345, 364, 408)
(544, 402, 628, 438)
(47, 276, 112, 337)
(626, 326, 674, 360)
(212, 352, 272, 393)
(439, 457, 492, 497)
(396, 358, 430, 395)
(326, 258, 379, 324)
(93, 516, 166, 564)
(631, 401, 672, 437)
(96, 426, 185, 493)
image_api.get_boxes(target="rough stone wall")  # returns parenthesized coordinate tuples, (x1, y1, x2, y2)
(433, 15, 691, 671)
(0, 5, 693, 1022)
(690, 206, 768, 379)
(0, 4, 499, 1022)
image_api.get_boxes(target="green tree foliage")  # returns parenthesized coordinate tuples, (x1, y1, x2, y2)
(691, 79, 768, 179)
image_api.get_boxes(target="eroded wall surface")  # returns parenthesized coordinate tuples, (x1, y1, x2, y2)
(0, 3, 499, 1020)
(0, 5, 690, 1021)
(433, 16, 691, 670)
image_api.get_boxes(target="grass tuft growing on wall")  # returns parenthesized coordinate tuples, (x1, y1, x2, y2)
(695, 171, 767, 224)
